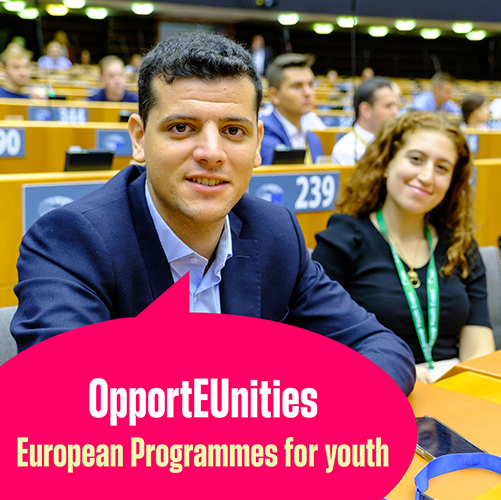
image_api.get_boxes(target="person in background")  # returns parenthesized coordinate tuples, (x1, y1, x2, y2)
(0, 45, 46, 99)
(38, 41, 72, 71)
(412, 72, 461, 116)
(332, 77, 400, 165)
(87, 55, 138, 102)
(125, 54, 143, 74)
(461, 94, 490, 130)
(80, 49, 92, 66)
(327, 69, 338, 86)
(250, 34, 273, 76)
(314, 112, 495, 383)
(361, 67, 374, 80)
(260, 53, 324, 165)
(54, 30, 75, 64)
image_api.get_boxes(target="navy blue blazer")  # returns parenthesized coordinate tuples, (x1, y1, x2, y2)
(260, 111, 324, 165)
(12, 165, 415, 394)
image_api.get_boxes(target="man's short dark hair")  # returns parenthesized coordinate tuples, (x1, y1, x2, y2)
(461, 93, 486, 124)
(265, 53, 315, 90)
(354, 77, 393, 122)
(431, 72, 455, 88)
(138, 32, 262, 129)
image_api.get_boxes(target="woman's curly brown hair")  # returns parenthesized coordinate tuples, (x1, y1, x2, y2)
(337, 111, 474, 278)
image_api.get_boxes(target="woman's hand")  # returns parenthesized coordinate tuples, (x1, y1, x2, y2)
(415, 365, 433, 384)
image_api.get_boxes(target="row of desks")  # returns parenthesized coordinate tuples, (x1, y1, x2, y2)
(2, 119, 501, 174)
(1, 160, 501, 307)
(388, 351, 501, 499)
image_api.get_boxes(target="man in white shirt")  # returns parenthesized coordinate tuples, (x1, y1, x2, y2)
(332, 77, 400, 165)
(260, 53, 324, 165)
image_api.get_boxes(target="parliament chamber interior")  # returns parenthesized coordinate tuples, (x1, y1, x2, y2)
(1, 1, 501, 498)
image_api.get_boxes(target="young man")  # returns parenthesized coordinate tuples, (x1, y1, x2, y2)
(412, 72, 461, 116)
(0, 45, 45, 99)
(260, 54, 324, 165)
(332, 77, 400, 165)
(12, 33, 415, 395)
(38, 41, 72, 71)
(87, 55, 138, 102)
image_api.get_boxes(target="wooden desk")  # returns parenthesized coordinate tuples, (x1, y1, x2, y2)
(434, 371, 501, 404)
(0, 98, 137, 123)
(437, 350, 501, 382)
(0, 121, 133, 173)
(387, 383, 501, 500)
(473, 159, 501, 247)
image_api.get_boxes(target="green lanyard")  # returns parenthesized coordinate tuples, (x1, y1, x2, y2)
(376, 209, 438, 369)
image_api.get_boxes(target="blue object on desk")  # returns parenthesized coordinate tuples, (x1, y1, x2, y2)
(414, 453, 501, 500)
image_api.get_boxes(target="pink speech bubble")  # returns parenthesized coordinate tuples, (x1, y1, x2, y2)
(0, 276, 416, 499)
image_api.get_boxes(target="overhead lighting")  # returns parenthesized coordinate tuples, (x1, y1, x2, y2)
(131, 3, 153, 15)
(18, 6, 38, 18)
(395, 20, 416, 31)
(278, 13, 299, 26)
(3, 1, 26, 12)
(46, 3, 68, 15)
(368, 26, 389, 37)
(452, 22, 473, 34)
(63, 0, 85, 8)
(313, 23, 334, 35)
(85, 6, 107, 19)
(420, 29, 441, 40)
(466, 30, 487, 41)
(337, 16, 357, 28)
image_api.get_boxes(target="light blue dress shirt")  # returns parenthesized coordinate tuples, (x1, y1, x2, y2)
(145, 181, 233, 313)
(412, 92, 461, 116)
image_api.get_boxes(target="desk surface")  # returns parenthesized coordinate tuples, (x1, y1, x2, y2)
(387, 382, 501, 500)
(440, 350, 501, 381)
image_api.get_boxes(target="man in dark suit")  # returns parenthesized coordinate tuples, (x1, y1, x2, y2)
(250, 35, 273, 76)
(260, 54, 324, 165)
(12, 33, 415, 395)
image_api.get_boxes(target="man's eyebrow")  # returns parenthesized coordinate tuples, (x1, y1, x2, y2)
(220, 116, 255, 128)
(159, 115, 255, 128)
(159, 114, 199, 127)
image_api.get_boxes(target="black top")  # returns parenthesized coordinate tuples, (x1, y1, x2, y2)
(312, 214, 491, 364)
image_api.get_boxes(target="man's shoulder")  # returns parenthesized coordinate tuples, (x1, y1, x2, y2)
(412, 92, 433, 109)
(56, 164, 144, 217)
(123, 91, 138, 103)
(0, 87, 28, 99)
(260, 111, 281, 130)
(87, 89, 106, 101)
(333, 130, 355, 151)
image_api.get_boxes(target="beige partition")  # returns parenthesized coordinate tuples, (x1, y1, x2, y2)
(0, 121, 133, 173)
(0, 98, 137, 122)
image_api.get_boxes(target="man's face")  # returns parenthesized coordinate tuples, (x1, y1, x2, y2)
(3, 56, 30, 87)
(128, 76, 263, 231)
(434, 82, 454, 106)
(252, 36, 264, 51)
(269, 67, 315, 122)
(364, 86, 400, 133)
(101, 61, 127, 97)
(47, 43, 61, 59)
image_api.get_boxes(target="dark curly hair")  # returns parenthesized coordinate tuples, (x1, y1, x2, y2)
(138, 32, 262, 129)
(337, 111, 474, 277)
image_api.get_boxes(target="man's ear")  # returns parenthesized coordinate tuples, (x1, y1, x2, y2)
(359, 101, 371, 121)
(268, 86, 280, 107)
(128, 113, 146, 164)
(254, 120, 265, 168)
